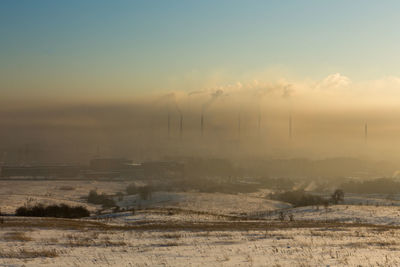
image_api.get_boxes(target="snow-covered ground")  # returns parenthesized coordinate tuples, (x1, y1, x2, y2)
(1, 218, 400, 266)
(0, 180, 290, 216)
(272, 205, 400, 226)
(118, 191, 290, 216)
(343, 193, 400, 206)
(3, 180, 400, 266)
(0, 180, 131, 213)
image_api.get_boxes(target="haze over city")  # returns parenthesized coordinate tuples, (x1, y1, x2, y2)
(2, 2, 400, 266)
(2, 1, 400, 163)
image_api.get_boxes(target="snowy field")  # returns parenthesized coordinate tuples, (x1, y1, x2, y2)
(275, 205, 400, 226)
(0, 180, 289, 216)
(3, 180, 400, 266)
(0, 180, 131, 214)
(1, 217, 400, 266)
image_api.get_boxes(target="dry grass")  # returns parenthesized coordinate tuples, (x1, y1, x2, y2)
(3, 231, 32, 242)
(63, 233, 127, 247)
(154, 242, 180, 247)
(4, 216, 400, 233)
(44, 237, 59, 245)
(1, 217, 110, 231)
(370, 241, 398, 247)
(0, 248, 58, 258)
(212, 240, 239, 245)
(64, 233, 95, 247)
(101, 235, 127, 246)
(102, 240, 127, 246)
(58, 186, 75, 191)
(161, 233, 183, 239)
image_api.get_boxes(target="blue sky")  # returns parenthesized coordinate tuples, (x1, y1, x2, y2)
(1, 0, 400, 100)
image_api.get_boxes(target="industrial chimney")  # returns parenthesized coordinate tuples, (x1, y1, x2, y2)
(180, 114, 183, 139)
(201, 113, 204, 137)
(168, 112, 171, 138)
(238, 112, 241, 139)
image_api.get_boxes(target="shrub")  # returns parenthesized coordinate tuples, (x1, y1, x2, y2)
(15, 204, 89, 218)
(269, 190, 326, 207)
(87, 190, 116, 208)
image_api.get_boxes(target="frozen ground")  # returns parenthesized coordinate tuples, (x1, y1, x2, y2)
(118, 192, 290, 217)
(276, 205, 400, 226)
(343, 193, 400, 206)
(1, 217, 400, 266)
(3, 180, 400, 266)
(0, 180, 131, 213)
(0, 180, 289, 216)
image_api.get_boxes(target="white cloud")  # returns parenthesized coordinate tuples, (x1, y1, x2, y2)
(317, 73, 351, 90)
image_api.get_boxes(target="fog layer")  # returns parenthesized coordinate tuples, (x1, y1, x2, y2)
(1, 73, 400, 163)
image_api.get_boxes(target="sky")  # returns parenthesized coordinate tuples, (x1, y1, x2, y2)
(3, 1, 400, 162)
(2, 1, 400, 102)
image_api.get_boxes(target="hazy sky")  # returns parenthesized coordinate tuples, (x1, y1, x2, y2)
(2, 1, 400, 101)
(3, 1, 400, 162)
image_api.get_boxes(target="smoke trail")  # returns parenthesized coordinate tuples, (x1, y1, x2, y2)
(202, 89, 224, 112)
(282, 84, 294, 99)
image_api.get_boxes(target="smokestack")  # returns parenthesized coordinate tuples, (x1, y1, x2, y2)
(289, 115, 292, 140)
(24, 144, 29, 164)
(168, 112, 170, 138)
(96, 145, 100, 158)
(365, 122, 368, 144)
(238, 112, 241, 139)
(180, 114, 183, 139)
(201, 113, 204, 137)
